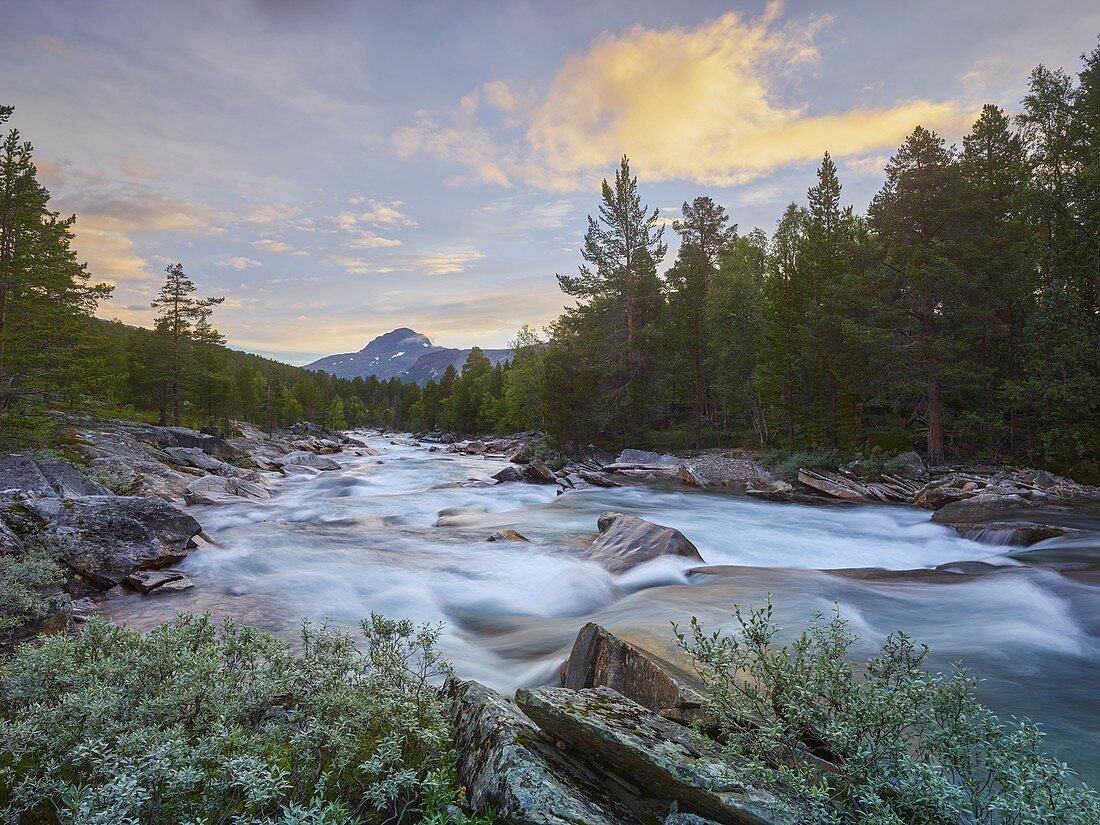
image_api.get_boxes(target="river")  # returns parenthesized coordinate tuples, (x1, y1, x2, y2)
(103, 433, 1100, 785)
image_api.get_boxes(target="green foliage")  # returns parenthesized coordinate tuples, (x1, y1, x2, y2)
(0, 613, 490, 824)
(676, 601, 1100, 824)
(0, 537, 64, 646)
(760, 447, 842, 481)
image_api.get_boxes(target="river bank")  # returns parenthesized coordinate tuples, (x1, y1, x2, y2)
(4, 420, 1100, 813)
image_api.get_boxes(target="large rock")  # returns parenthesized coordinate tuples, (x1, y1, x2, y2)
(0, 454, 109, 502)
(515, 686, 791, 825)
(523, 460, 558, 484)
(930, 492, 1071, 524)
(561, 623, 705, 722)
(87, 456, 195, 501)
(582, 513, 704, 574)
(275, 451, 341, 471)
(616, 450, 683, 468)
(43, 496, 202, 588)
(184, 475, 237, 505)
(447, 678, 638, 825)
(0, 519, 23, 554)
(131, 425, 245, 462)
(164, 446, 236, 474)
(492, 466, 524, 483)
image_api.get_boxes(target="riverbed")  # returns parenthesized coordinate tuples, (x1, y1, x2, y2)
(103, 433, 1100, 785)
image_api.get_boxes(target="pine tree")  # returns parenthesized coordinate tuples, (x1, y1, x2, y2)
(671, 196, 736, 447)
(0, 107, 112, 444)
(557, 156, 666, 435)
(868, 127, 968, 465)
(150, 263, 224, 426)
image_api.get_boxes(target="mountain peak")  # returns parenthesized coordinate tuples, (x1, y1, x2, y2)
(358, 327, 433, 354)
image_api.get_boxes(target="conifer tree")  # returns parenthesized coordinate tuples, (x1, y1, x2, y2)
(150, 263, 223, 426)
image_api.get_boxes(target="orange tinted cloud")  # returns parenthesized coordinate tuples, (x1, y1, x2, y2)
(396, 4, 975, 189)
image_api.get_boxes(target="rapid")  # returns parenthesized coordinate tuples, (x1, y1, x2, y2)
(103, 434, 1100, 784)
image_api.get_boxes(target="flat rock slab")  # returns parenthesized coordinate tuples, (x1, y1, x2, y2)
(561, 623, 705, 722)
(45, 496, 202, 588)
(148, 575, 195, 595)
(515, 686, 791, 825)
(582, 512, 704, 574)
(275, 451, 341, 471)
(127, 569, 185, 593)
(447, 678, 639, 825)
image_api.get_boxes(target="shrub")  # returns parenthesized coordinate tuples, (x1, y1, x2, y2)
(857, 447, 909, 480)
(0, 613, 491, 824)
(0, 538, 65, 648)
(676, 600, 1100, 824)
(84, 463, 137, 494)
(760, 447, 842, 481)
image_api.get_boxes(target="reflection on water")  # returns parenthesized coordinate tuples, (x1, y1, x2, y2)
(103, 434, 1100, 785)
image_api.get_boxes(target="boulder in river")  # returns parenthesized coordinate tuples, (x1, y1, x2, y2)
(127, 568, 185, 593)
(42, 496, 202, 588)
(930, 492, 1073, 524)
(487, 529, 529, 542)
(275, 451, 341, 471)
(523, 460, 558, 484)
(516, 686, 791, 825)
(561, 623, 705, 723)
(582, 512, 704, 573)
(447, 678, 637, 825)
(492, 466, 524, 483)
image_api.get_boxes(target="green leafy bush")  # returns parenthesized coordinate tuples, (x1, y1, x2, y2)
(0, 537, 65, 648)
(857, 447, 909, 480)
(760, 447, 843, 481)
(676, 601, 1100, 824)
(0, 613, 490, 824)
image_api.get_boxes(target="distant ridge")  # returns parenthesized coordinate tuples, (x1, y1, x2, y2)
(304, 328, 510, 385)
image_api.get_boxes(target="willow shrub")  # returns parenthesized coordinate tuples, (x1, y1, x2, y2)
(676, 601, 1100, 824)
(0, 613, 490, 824)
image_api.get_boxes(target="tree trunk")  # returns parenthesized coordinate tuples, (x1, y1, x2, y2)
(927, 381, 944, 465)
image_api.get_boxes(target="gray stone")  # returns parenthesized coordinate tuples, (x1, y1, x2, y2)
(582, 512, 704, 574)
(0, 519, 22, 554)
(447, 678, 637, 825)
(516, 686, 792, 825)
(616, 449, 683, 467)
(578, 470, 620, 488)
(492, 466, 524, 483)
(487, 529, 529, 542)
(184, 475, 236, 505)
(561, 623, 705, 723)
(127, 568, 185, 593)
(276, 451, 341, 471)
(523, 460, 558, 484)
(164, 446, 229, 473)
(47, 496, 202, 588)
(147, 575, 194, 594)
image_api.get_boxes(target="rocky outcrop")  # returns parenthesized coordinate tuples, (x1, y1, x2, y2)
(582, 512, 704, 573)
(487, 529, 529, 542)
(0, 453, 110, 502)
(522, 460, 558, 484)
(37, 496, 202, 588)
(515, 686, 791, 825)
(447, 678, 638, 825)
(273, 451, 341, 471)
(561, 623, 705, 723)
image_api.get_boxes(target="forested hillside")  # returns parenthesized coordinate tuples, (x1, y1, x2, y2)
(2, 40, 1099, 479)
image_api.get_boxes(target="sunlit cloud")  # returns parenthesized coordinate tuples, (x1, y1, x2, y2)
(253, 238, 294, 253)
(344, 233, 403, 249)
(217, 256, 262, 270)
(325, 247, 485, 276)
(395, 4, 976, 190)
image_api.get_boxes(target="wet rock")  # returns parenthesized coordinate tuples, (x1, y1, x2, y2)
(275, 451, 341, 471)
(488, 529, 529, 542)
(930, 492, 1069, 524)
(523, 460, 558, 484)
(45, 496, 201, 588)
(148, 575, 194, 595)
(582, 513, 704, 574)
(949, 521, 1071, 546)
(578, 470, 620, 488)
(70, 596, 100, 623)
(230, 477, 272, 500)
(681, 466, 708, 487)
(447, 678, 637, 825)
(561, 623, 705, 723)
(126, 568, 185, 593)
(492, 466, 524, 483)
(515, 686, 791, 825)
(281, 463, 322, 477)
(616, 449, 683, 468)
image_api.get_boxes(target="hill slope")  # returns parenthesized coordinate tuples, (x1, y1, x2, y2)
(305, 328, 510, 385)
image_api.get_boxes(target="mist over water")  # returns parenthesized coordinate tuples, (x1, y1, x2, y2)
(104, 435, 1100, 785)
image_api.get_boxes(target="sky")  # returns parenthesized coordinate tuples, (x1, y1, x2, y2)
(3, 0, 1099, 365)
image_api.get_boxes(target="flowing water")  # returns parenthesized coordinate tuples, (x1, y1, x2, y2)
(104, 434, 1100, 785)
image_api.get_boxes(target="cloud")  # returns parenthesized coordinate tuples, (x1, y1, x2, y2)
(325, 247, 484, 276)
(345, 233, 402, 249)
(114, 153, 158, 179)
(247, 203, 304, 224)
(394, 4, 975, 190)
(843, 153, 890, 177)
(218, 256, 262, 270)
(357, 199, 418, 228)
(253, 238, 294, 253)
